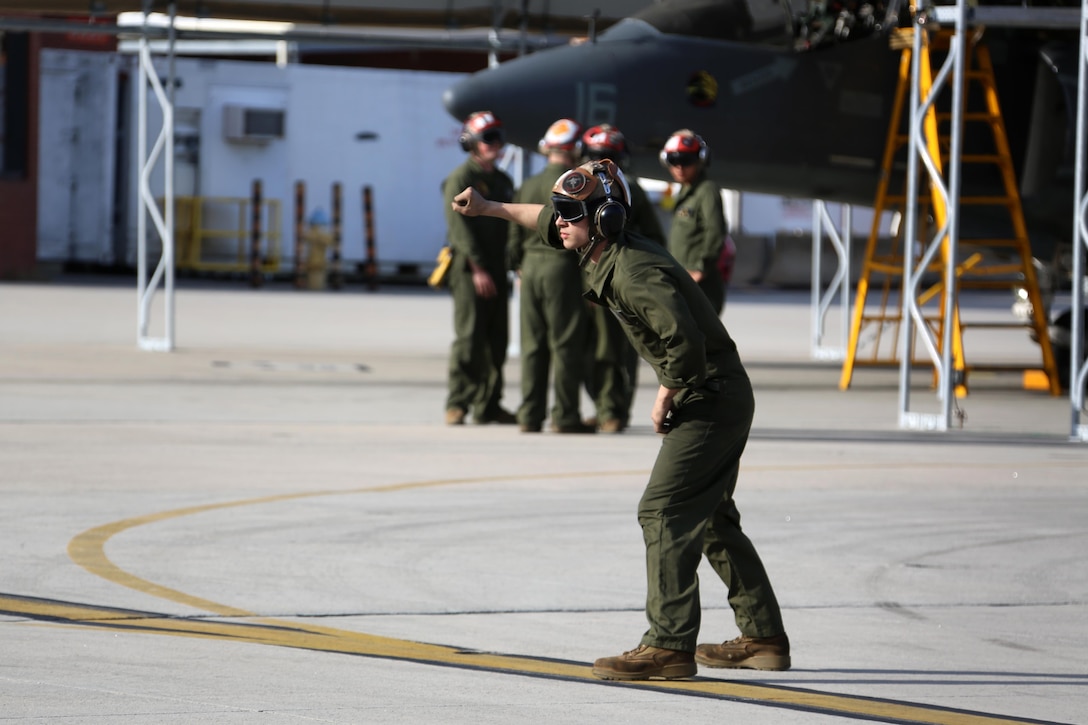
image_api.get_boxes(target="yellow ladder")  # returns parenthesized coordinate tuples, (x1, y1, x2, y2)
(839, 29, 1060, 396)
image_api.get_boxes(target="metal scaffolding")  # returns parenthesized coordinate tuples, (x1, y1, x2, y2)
(135, 0, 176, 351)
(1071, 0, 1088, 440)
(810, 200, 851, 362)
(897, 1, 967, 431)
(888, 0, 1080, 434)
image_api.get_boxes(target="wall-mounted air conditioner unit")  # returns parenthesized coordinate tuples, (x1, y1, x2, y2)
(223, 105, 285, 144)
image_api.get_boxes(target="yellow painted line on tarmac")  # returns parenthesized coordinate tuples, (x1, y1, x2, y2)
(2, 594, 1049, 725)
(65, 472, 646, 617)
(45, 467, 1074, 725)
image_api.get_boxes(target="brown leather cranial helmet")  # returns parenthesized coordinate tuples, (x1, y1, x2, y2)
(550, 158, 631, 241)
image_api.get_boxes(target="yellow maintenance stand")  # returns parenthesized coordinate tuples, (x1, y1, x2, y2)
(839, 26, 1060, 397)
(173, 195, 282, 276)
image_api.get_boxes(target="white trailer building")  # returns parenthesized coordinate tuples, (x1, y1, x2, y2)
(37, 47, 472, 279)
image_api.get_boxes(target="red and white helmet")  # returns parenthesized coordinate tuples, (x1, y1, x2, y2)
(538, 118, 583, 155)
(581, 124, 629, 166)
(660, 129, 710, 168)
(459, 110, 504, 151)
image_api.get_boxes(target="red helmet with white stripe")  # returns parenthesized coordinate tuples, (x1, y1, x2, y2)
(459, 111, 505, 151)
(659, 129, 710, 168)
(581, 124, 629, 166)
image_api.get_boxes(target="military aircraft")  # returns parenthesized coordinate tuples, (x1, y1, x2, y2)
(442, 0, 1079, 262)
(443, 0, 1088, 384)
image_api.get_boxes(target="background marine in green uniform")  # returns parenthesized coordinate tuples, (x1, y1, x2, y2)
(661, 129, 728, 314)
(580, 124, 666, 433)
(441, 111, 517, 426)
(508, 119, 594, 434)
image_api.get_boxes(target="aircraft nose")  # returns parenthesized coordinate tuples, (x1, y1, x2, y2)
(442, 44, 616, 148)
(442, 75, 491, 125)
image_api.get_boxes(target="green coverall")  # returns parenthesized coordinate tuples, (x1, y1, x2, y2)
(537, 208, 786, 652)
(442, 158, 515, 422)
(585, 178, 667, 427)
(668, 172, 727, 315)
(508, 161, 587, 429)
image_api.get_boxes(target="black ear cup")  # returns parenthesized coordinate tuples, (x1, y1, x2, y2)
(595, 199, 627, 238)
(459, 132, 473, 151)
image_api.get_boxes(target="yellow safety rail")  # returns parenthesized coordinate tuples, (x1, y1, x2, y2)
(840, 28, 1060, 396)
(172, 196, 282, 274)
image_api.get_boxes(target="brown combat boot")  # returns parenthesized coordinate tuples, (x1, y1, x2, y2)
(591, 645, 696, 681)
(695, 634, 791, 671)
(475, 408, 517, 425)
(598, 418, 626, 433)
(445, 408, 466, 426)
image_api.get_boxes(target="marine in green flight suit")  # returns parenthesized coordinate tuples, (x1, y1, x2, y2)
(580, 124, 667, 432)
(588, 175, 667, 429)
(662, 129, 727, 315)
(449, 158, 790, 681)
(442, 111, 516, 425)
(508, 124, 592, 433)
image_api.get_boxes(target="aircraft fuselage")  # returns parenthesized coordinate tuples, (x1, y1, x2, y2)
(444, 18, 901, 204)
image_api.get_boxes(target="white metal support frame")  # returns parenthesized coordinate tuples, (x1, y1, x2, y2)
(1070, 0, 1088, 440)
(896, 0, 967, 431)
(810, 200, 851, 361)
(498, 142, 525, 359)
(136, 1, 176, 352)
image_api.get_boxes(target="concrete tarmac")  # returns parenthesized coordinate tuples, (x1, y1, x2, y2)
(1, 278, 1086, 724)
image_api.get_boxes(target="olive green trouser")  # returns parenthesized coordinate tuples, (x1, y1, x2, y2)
(517, 253, 587, 428)
(584, 304, 636, 423)
(445, 263, 509, 420)
(696, 265, 725, 316)
(638, 377, 785, 652)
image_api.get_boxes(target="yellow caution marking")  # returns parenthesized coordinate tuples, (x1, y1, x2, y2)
(2, 592, 1052, 725)
(8, 466, 1068, 725)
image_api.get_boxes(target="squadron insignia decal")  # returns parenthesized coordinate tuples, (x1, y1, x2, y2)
(686, 71, 719, 108)
(562, 172, 589, 195)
